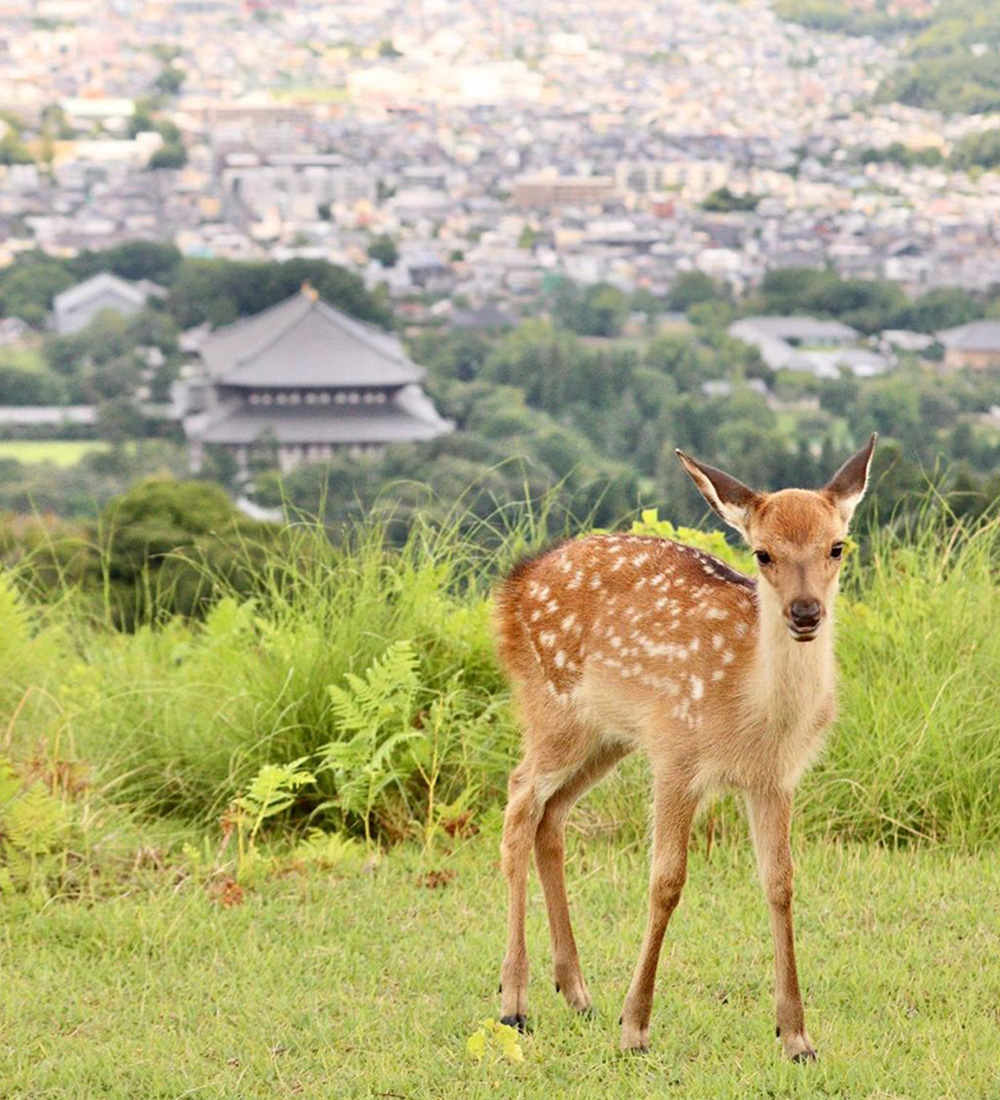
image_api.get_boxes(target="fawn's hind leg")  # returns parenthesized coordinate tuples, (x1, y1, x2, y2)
(499, 759, 545, 1030)
(534, 741, 632, 1014)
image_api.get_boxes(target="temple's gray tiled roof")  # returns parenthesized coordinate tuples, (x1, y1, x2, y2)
(199, 289, 423, 389)
(194, 398, 447, 446)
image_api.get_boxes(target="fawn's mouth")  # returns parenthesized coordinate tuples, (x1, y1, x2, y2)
(787, 620, 818, 642)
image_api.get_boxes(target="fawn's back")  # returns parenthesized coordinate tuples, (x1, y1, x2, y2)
(497, 532, 834, 793)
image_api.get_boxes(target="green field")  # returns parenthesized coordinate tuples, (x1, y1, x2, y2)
(0, 440, 108, 467)
(0, 348, 47, 374)
(1, 837, 998, 1099)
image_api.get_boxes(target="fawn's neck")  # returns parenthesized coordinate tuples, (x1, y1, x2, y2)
(748, 585, 837, 732)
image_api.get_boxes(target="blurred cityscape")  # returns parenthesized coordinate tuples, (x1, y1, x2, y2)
(2, 0, 1000, 543)
(2, 0, 1000, 300)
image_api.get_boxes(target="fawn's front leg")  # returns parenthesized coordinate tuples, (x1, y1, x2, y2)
(746, 789, 816, 1062)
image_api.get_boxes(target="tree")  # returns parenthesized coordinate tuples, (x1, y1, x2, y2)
(0, 123, 33, 166)
(549, 281, 628, 337)
(96, 398, 144, 442)
(367, 235, 399, 267)
(0, 262, 75, 327)
(950, 128, 1000, 171)
(166, 257, 393, 330)
(754, 267, 838, 315)
(0, 366, 67, 405)
(72, 241, 183, 285)
(665, 271, 730, 312)
(149, 144, 187, 170)
(701, 186, 760, 212)
(895, 287, 984, 333)
(154, 65, 185, 95)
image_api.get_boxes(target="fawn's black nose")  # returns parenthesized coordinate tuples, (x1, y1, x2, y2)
(789, 598, 822, 634)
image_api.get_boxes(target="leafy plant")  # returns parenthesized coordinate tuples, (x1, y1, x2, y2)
(323, 640, 423, 843)
(291, 828, 361, 871)
(225, 758, 315, 868)
(466, 1019, 525, 1064)
(0, 758, 73, 902)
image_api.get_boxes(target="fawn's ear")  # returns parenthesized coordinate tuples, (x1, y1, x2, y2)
(676, 450, 759, 540)
(823, 433, 877, 525)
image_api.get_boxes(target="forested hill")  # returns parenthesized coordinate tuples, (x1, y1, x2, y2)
(775, 0, 1000, 115)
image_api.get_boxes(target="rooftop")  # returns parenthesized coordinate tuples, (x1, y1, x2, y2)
(731, 316, 859, 341)
(937, 321, 1000, 351)
(53, 272, 148, 314)
(199, 288, 424, 390)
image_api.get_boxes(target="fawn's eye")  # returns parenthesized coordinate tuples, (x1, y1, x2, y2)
(754, 550, 772, 566)
(830, 543, 845, 560)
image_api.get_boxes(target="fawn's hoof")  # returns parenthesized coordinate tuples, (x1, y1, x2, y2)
(619, 1022, 649, 1052)
(554, 972, 592, 1014)
(782, 1031, 817, 1062)
(500, 1014, 528, 1033)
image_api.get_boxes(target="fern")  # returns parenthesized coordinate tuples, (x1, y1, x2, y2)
(234, 758, 315, 846)
(327, 640, 419, 732)
(4, 784, 68, 856)
(291, 828, 361, 870)
(323, 641, 423, 843)
(0, 767, 73, 903)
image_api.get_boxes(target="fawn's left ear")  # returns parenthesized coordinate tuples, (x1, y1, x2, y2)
(676, 449, 759, 541)
(824, 433, 877, 524)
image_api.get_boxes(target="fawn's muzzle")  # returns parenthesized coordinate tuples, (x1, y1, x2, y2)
(788, 598, 822, 640)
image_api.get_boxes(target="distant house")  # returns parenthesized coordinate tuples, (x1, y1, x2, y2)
(937, 321, 1000, 371)
(879, 329, 935, 354)
(51, 272, 164, 335)
(182, 286, 452, 475)
(728, 316, 887, 378)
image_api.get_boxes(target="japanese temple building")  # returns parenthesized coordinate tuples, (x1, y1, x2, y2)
(183, 285, 451, 473)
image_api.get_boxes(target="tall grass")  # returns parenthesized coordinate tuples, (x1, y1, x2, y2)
(803, 506, 1000, 848)
(56, 517, 518, 831)
(3, 500, 1000, 850)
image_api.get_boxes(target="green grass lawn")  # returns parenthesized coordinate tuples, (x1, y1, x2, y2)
(2, 836, 998, 1099)
(0, 348, 47, 374)
(0, 440, 109, 467)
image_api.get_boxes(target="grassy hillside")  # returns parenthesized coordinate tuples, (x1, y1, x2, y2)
(2, 504, 1000, 1096)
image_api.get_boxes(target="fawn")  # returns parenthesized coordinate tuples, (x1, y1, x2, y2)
(494, 436, 876, 1060)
